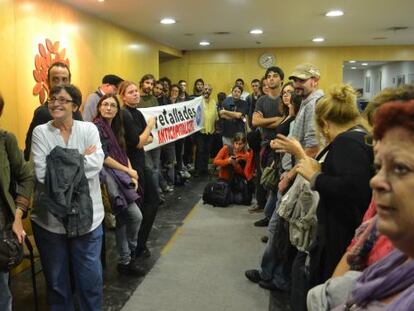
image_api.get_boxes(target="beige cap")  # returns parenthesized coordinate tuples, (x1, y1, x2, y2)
(289, 63, 320, 80)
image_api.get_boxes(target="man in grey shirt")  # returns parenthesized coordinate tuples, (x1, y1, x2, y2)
(249, 66, 285, 214)
(81, 74, 123, 121)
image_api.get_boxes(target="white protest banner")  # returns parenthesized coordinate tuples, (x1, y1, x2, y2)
(138, 96, 204, 151)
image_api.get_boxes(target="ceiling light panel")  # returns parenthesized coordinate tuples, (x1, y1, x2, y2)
(312, 37, 325, 42)
(250, 29, 263, 35)
(325, 10, 344, 17)
(160, 18, 176, 25)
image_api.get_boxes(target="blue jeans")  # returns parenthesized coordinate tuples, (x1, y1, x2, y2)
(264, 190, 278, 219)
(259, 191, 291, 291)
(32, 222, 103, 311)
(145, 148, 164, 192)
(0, 271, 12, 311)
(115, 202, 143, 264)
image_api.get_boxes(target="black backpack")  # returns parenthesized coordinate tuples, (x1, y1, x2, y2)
(202, 180, 232, 207)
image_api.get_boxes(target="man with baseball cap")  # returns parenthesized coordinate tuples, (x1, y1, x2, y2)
(82, 74, 124, 121)
(245, 63, 324, 296)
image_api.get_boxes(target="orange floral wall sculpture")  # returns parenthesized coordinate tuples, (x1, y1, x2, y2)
(32, 39, 70, 104)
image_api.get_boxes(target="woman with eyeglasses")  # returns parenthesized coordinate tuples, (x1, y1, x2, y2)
(31, 84, 105, 310)
(93, 94, 144, 276)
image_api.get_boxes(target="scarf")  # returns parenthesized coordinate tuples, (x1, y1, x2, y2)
(347, 216, 378, 270)
(94, 116, 128, 166)
(347, 249, 414, 310)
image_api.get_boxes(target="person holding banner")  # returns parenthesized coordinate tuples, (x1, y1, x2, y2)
(119, 81, 159, 259)
(219, 85, 249, 146)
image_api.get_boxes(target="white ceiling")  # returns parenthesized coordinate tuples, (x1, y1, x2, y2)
(60, 0, 414, 51)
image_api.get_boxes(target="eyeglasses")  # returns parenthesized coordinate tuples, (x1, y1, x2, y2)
(47, 96, 74, 105)
(101, 102, 118, 109)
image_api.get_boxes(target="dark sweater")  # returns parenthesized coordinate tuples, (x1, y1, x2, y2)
(311, 128, 374, 285)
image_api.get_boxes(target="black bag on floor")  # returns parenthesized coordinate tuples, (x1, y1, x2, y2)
(231, 176, 252, 205)
(202, 180, 232, 207)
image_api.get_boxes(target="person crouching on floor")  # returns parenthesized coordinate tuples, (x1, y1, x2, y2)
(213, 132, 254, 204)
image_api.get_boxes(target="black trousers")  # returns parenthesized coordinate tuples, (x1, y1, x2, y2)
(136, 165, 160, 250)
(183, 135, 194, 166)
(195, 132, 214, 175)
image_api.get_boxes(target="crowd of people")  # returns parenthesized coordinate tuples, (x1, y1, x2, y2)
(1, 58, 414, 311)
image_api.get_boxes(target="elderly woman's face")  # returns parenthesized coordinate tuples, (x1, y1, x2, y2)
(370, 127, 414, 249)
(48, 89, 76, 121)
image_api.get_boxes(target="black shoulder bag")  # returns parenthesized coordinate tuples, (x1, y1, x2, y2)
(0, 130, 24, 271)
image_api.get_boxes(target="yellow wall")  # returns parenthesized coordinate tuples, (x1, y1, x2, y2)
(0, 0, 181, 146)
(160, 46, 414, 96)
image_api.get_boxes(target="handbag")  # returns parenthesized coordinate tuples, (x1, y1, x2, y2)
(260, 160, 280, 191)
(0, 228, 24, 271)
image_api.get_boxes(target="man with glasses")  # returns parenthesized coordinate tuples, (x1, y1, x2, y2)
(24, 61, 82, 161)
(81, 74, 123, 121)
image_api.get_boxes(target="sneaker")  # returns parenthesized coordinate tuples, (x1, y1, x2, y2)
(254, 217, 269, 227)
(136, 246, 151, 259)
(117, 262, 146, 276)
(245, 269, 262, 283)
(261, 235, 269, 243)
(163, 185, 174, 193)
(181, 170, 191, 179)
(248, 205, 264, 214)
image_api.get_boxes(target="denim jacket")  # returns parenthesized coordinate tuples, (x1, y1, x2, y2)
(35, 146, 93, 237)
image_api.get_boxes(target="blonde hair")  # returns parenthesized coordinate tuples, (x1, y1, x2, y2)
(315, 84, 369, 138)
(117, 80, 138, 106)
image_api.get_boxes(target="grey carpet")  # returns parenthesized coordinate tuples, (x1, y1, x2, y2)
(122, 201, 269, 311)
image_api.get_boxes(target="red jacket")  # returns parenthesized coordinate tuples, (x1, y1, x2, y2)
(213, 145, 254, 182)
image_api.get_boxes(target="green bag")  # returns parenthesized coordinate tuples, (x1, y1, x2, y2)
(260, 161, 279, 191)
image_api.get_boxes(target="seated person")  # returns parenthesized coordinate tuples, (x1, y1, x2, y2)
(213, 132, 254, 182)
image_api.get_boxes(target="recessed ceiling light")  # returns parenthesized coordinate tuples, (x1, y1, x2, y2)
(361, 63, 368, 66)
(250, 29, 263, 35)
(160, 18, 176, 25)
(349, 60, 356, 63)
(351, 67, 357, 70)
(199, 41, 210, 46)
(98, 0, 105, 2)
(325, 10, 344, 17)
(312, 37, 325, 42)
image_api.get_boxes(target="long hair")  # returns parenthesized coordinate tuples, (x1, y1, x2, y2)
(95, 94, 126, 151)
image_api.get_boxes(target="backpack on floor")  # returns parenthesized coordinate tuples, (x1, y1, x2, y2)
(202, 180, 232, 207)
(231, 176, 253, 206)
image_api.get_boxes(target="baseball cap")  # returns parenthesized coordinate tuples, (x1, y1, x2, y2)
(289, 63, 320, 80)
